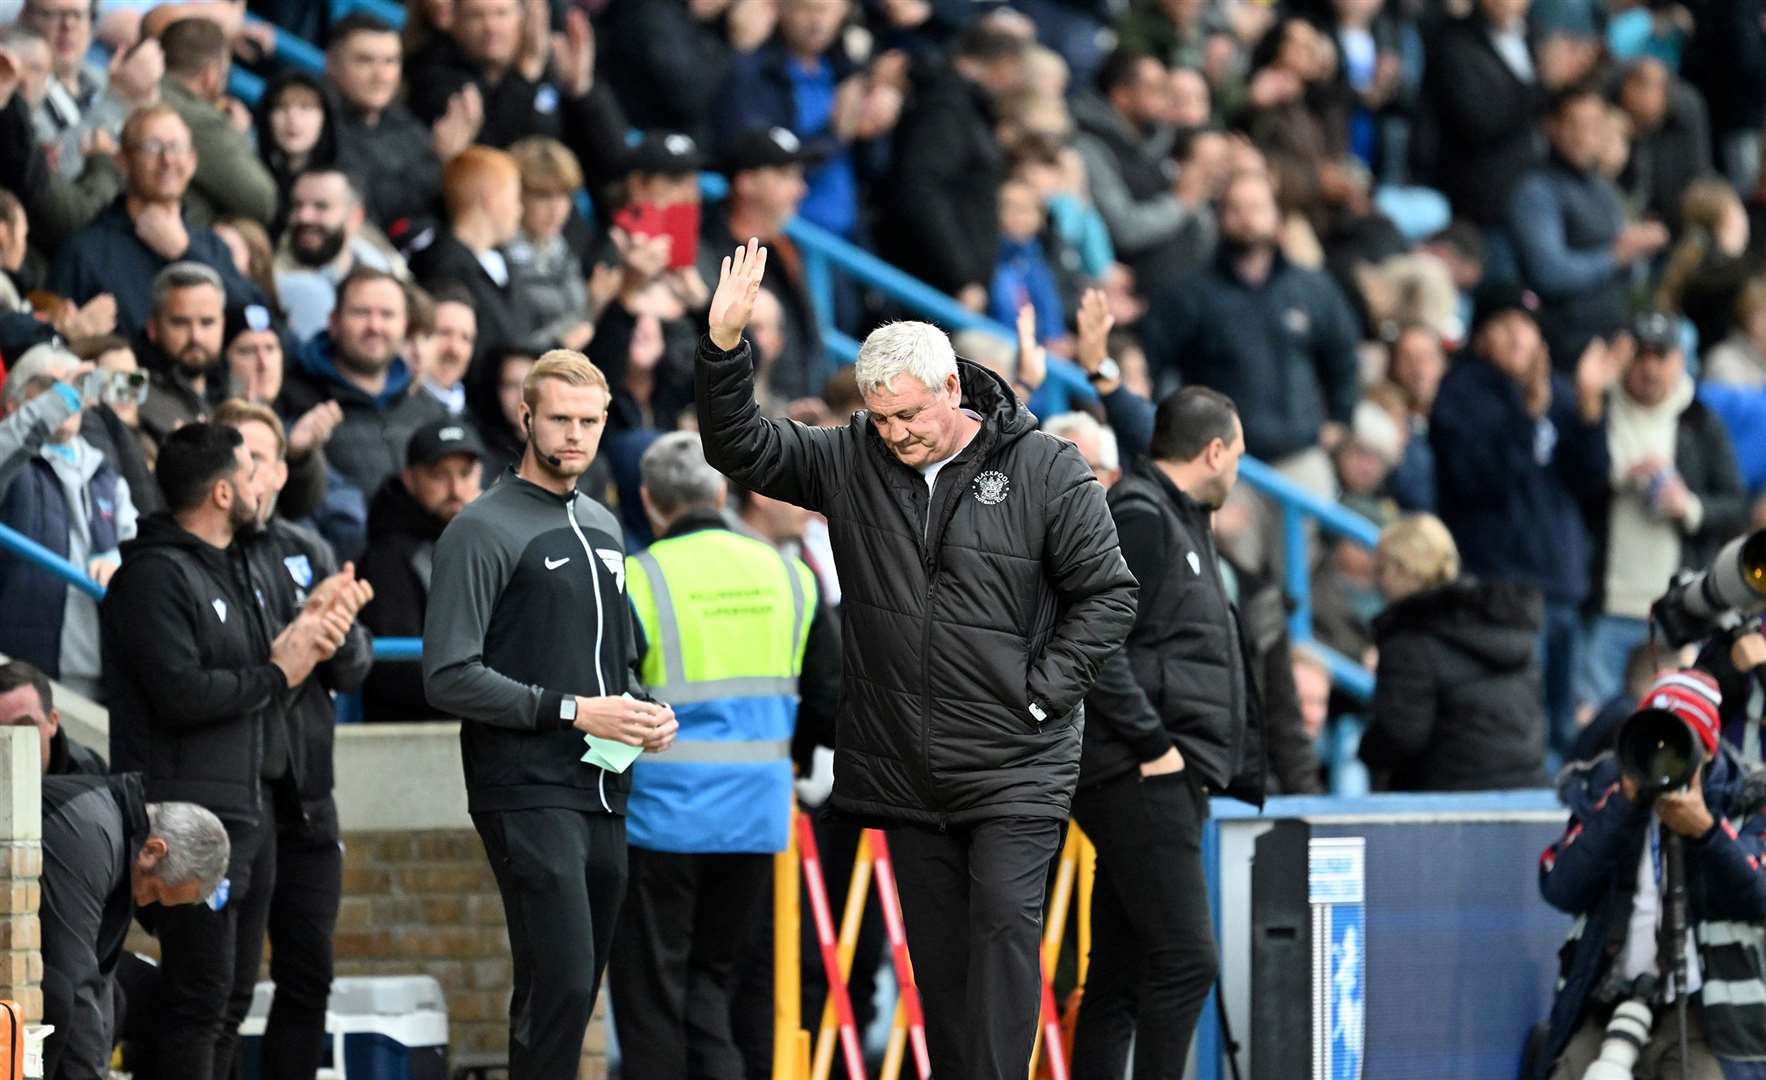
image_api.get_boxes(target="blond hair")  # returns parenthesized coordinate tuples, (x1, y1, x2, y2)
(215, 398, 288, 460)
(1377, 513, 1460, 589)
(522, 349, 610, 410)
(509, 136, 584, 196)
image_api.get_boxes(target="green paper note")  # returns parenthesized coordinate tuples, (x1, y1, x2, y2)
(583, 735, 645, 773)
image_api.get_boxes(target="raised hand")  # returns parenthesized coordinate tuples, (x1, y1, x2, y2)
(1015, 303, 1046, 394)
(551, 6, 595, 97)
(708, 237, 768, 351)
(431, 84, 483, 162)
(1075, 287, 1114, 376)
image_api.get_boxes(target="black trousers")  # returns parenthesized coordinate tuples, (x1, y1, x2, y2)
(1068, 769, 1218, 1080)
(261, 819, 343, 1080)
(609, 848, 772, 1079)
(145, 806, 276, 1080)
(887, 817, 1063, 1080)
(473, 807, 628, 1080)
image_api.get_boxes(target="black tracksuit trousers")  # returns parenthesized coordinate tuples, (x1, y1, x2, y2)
(609, 847, 773, 1079)
(1068, 768, 1218, 1080)
(144, 804, 276, 1080)
(261, 818, 344, 1080)
(473, 806, 628, 1080)
(886, 816, 1063, 1080)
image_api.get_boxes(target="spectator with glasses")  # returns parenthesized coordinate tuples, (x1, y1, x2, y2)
(46, 103, 265, 336)
(17, 0, 164, 180)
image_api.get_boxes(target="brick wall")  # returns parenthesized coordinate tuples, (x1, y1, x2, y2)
(127, 828, 610, 1077)
(0, 728, 42, 1023)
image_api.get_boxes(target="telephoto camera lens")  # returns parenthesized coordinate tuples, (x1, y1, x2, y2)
(1617, 708, 1702, 795)
(1582, 999, 1655, 1079)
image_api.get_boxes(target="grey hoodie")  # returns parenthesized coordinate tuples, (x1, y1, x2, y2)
(40, 437, 138, 698)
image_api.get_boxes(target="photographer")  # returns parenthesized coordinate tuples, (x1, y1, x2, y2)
(1538, 669, 1766, 1079)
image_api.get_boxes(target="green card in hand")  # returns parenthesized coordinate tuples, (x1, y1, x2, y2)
(582, 735, 644, 774)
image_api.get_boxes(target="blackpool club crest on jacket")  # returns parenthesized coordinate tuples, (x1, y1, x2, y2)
(972, 470, 1010, 505)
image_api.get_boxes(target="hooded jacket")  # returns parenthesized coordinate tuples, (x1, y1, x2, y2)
(281, 333, 448, 504)
(1080, 459, 1267, 803)
(0, 436, 135, 694)
(1362, 578, 1548, 791)
(1538, 749, 1766, 1076)
(360, 475, 451, 725)
(696, 336, 1138, 827)
(423, 470, 644, 815)
(102, 513, 288, 829)
(39, 772, 148, 1080)
(241, 516, 372, 837)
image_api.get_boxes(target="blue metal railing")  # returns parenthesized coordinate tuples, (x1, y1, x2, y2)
(779, 220, 1382, 699)
(207, 7, 1382, 698)
(0, 522, 421, 663)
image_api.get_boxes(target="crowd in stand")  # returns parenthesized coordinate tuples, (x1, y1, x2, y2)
(0, 0, 1762, 789)
(2, 0, 1766, 1071)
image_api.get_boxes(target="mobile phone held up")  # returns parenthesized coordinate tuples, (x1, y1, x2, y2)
(612, 201, 700, 270)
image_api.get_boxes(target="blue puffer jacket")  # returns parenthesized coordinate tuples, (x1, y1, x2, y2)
(1538, 749, 1766, 1078)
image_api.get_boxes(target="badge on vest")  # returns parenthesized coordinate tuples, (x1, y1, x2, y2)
(596, 548, 626, 592)
(1187, 551, 1201, 575)
(973, 470, 1011, 505)
(212, 598, 228, 624)
(284, 554, 313, 589)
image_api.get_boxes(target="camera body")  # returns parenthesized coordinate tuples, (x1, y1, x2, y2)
(1651, 530, 1766, 648)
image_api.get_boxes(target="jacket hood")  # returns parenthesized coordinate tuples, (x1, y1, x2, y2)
(1374, 577, 1542, 669)
(955, 358, 1037, 442)
(40, 436, 110, 484)
(1070, 90, 1143, 145)
(256, 69, 341, 177)
(298, 332, 415, 408)
(122, 511, 233, 572)
(367, 473, 450, 542)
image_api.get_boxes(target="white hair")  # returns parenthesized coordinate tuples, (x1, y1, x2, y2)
(3, 343, 79, 409)
(853, 321, 958, 396)
(145, 801, 231, 895)
(640, 431, 726, 516)
(1042, 411, 1119, 473)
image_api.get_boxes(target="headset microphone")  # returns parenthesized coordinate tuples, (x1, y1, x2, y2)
(526, 416, 563, 469)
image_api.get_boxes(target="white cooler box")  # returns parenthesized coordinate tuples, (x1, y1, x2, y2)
(239, 975, 448, 1080)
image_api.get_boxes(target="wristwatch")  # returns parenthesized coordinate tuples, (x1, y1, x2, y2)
(1086, 358, 1121, 385)
(560, 697, 578, 723)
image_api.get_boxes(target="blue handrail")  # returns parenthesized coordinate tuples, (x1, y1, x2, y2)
(780, 220, 1384, 699)
(0, 521, 421, 663)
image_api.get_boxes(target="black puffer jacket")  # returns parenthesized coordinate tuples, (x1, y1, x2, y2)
(1361, 578, 1548, 791)
(697, 337, 1137, 826)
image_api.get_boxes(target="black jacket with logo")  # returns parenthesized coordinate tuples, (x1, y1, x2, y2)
(696, 336, 1138, 827)
(241, 516, 373, 837)
(1080, 460, 1266, 804)
(102, 514, 286, 835)
(423, 470, 644, 815)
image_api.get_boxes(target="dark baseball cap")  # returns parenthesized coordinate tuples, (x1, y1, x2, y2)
(406, 418, 485, 467)
(1470, 281, 1542, 335)
(721, 126, 817, 176)
(623, 132, 705, 177)
(1632, 310, 1682, 354)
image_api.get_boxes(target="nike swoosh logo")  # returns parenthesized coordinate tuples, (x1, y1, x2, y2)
(544, 556, 570, 570)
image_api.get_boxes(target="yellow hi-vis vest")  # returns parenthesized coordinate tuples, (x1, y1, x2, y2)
(624, 526, 816, 853)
